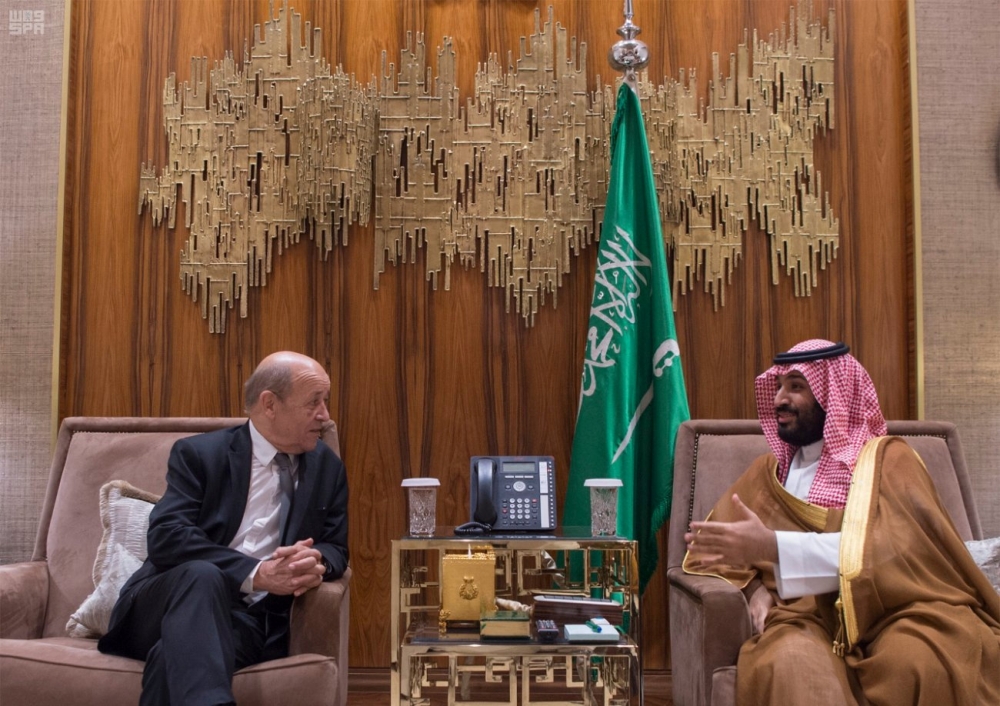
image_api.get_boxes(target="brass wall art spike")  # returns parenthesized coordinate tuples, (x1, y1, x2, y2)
(138, 0, 836, 332)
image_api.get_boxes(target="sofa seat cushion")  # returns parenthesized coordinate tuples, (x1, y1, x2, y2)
(0, 636, 338, 706)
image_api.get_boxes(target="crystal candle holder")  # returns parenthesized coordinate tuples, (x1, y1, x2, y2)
(401, 478, 440, 536)
(584, 478, 623, 536)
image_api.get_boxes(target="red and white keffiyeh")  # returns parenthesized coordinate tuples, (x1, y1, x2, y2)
(754, 339, 887, 508)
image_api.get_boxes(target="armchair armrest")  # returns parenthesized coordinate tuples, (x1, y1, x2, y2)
(668, 567, 751, 706)
(290, 568, 351, 706)
(290, 567, 351, 656)
(0, 561, 49, 639)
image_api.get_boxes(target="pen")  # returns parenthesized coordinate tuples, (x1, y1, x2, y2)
(585, 619, 601, 633)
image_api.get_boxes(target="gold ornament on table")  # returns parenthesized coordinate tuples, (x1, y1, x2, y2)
(440, 548, 496, 625)
(437, 609, 450, 635)
(458, 576, 480, 601)
(139, 0, 836, 332)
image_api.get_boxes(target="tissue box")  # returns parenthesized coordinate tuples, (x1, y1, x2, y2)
(563, 617, 621, 643)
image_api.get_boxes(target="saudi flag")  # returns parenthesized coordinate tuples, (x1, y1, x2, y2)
(564, 84, 690, 593)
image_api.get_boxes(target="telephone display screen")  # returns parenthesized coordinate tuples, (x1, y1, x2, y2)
(502, 461, 536, 475)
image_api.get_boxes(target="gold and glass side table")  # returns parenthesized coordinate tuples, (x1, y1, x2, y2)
(390, 530, 641, 706)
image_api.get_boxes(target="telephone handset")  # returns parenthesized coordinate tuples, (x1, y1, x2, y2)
(468, 456, 556, 531)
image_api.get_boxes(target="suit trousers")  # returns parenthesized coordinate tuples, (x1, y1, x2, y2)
(109, 560, 273, 706)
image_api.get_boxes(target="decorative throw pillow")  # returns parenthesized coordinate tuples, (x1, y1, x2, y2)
(66, 480, 161, 638)
(966, 536, 1000, 595)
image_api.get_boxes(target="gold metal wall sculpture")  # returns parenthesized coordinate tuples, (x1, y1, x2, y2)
(641, 2, 838, 306)
(138, 0, 836, 331)
(374, 12, 612, 323)
(138, 4, 376, 332)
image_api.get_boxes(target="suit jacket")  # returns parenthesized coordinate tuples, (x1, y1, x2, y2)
(100, 422, 349, 653)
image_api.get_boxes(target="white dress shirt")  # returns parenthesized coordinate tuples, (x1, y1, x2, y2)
(229, 420, 298, 603)
(773, 439, 842, 599)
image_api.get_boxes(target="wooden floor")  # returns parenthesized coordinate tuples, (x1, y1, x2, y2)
(346, 669, 672, 706)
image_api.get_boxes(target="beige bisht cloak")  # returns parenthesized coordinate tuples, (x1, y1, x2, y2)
(684, 436, 1000, 706)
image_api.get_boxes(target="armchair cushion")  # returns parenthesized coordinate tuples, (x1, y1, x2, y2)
(66, 481, 160, 638)
(965, 537, 1000, 592)
(0, 637, 338, 706)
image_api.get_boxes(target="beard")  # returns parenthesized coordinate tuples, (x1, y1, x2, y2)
(776, 401, 826, 447)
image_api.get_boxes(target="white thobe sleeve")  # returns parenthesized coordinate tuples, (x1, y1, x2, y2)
(774, 531, 841, 599)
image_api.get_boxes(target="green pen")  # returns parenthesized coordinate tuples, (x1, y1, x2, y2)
(585, 619, 602, 632)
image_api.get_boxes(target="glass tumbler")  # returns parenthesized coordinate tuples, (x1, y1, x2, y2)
(401, 478, 440, 536)
(584, 478, 622, 536)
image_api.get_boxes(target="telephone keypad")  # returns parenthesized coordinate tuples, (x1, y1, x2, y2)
(501, 496, 540, 525)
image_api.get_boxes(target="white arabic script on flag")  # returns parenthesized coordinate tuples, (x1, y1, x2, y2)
(581, 224, 650, 398)
(612, 339, 681, 463)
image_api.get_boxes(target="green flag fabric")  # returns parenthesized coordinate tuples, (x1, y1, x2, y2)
(564, 84, 691, 594)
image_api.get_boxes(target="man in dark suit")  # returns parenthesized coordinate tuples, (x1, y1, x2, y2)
(99, 351, 349, 706)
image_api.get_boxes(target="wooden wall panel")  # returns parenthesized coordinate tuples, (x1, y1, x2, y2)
(62, 0, 914, 671)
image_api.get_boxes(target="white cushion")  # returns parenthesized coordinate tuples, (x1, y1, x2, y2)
(966, 536, 1000, 594)
(66, 480, 160, 638)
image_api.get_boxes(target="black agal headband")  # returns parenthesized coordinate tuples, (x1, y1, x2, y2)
(773, 342, 850, 364)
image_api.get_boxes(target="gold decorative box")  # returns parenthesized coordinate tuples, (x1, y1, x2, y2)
(440, 548, 496, 623)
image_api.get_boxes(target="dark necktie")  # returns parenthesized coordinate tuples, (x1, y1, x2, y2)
(273, 453, 295, 543)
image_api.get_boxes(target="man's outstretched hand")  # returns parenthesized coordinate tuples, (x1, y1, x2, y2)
(254, 538, 325, 597)
(685, 494, 779, 569)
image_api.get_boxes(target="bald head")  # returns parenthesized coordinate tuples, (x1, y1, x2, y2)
(245, 352, 331, 454)
(245, 352, 307, 414)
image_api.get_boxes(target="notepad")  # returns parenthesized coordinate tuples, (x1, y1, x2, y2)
(563, 617, 621, 642)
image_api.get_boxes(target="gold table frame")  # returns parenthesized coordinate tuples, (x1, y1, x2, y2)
(390, 532, 641, 706)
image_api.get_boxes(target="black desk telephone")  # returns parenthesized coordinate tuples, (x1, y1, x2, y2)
(465, 456, 556, 532)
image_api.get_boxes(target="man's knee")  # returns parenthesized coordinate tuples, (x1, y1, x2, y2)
(744, 627, 832, 679)
(854, 624, 956, 703)
(738, 625, 858, 706)
(163, 560, 230, 607)
(173, 560, 227, 589)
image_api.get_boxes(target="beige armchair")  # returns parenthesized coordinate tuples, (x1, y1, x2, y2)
(0, 417, 351, 706)
(666, 420, 983, 706)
